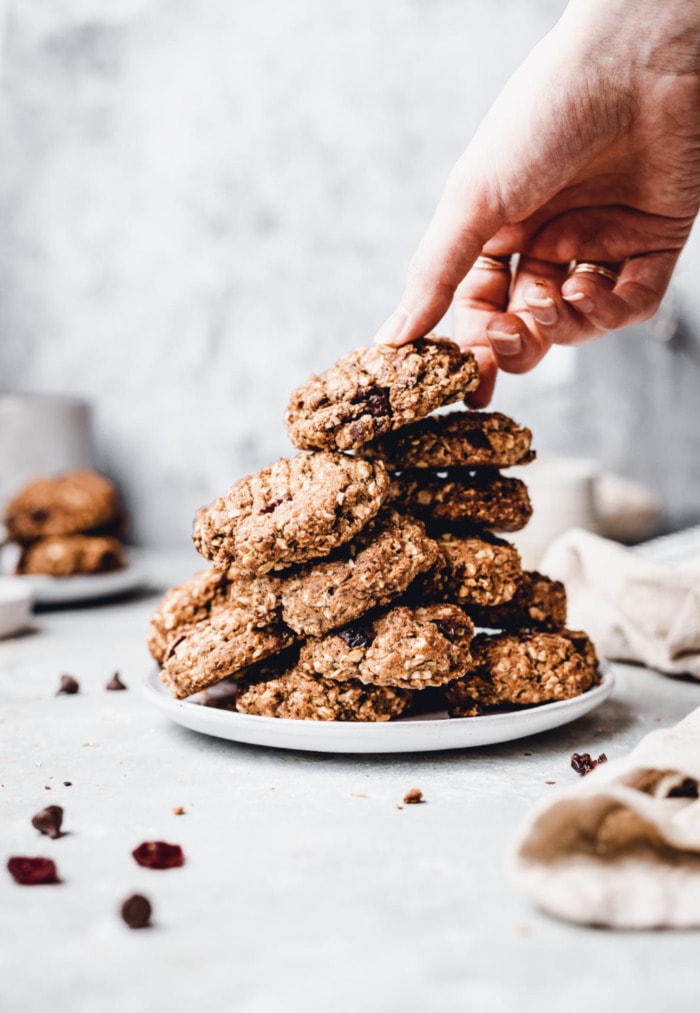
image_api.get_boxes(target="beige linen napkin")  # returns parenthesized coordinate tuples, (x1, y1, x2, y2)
(511, 707, 700, 928)
(539, 528, 700, 679)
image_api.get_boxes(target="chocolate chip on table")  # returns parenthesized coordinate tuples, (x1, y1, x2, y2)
(403, 788, 424, 805)
(31, 805, 64, 839)
(57, 675, 80, 695)
(667, 777, 699, 799)
(571, 752, 608, 776)
(7, 856, 60, 885)
(106, 672, 127, 691)
(132, 841, 185, 870)
(120, 894, 152, 929)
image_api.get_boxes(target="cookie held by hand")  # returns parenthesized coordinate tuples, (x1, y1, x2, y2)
(285, 337, 479, 452)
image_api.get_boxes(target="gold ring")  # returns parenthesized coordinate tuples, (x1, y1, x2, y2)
(473, 254, 511, 272)
(570, 262, 620, 285)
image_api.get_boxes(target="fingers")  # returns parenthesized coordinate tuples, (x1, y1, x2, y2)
(559, 250, 679, 331)
(452, 255, 512, 406)
(484, 250, 678, 373)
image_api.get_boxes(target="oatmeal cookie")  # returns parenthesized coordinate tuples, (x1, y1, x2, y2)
(160, 610, 296, 699)
(15, 534, 126, 577)
(365, 410, 534, 470)
(466, 571, 567, 632)
(299, 602, 473, 689)
(192, 452, 389, 575)
(285, 337, 479, 452)
(4, 470, 124, 542)
(148, 568, 280, 663)
(415, 531, 522, 607)
(236, 668, 412, 722)
(271, 510, 439, 638)
(391, 469, 532, 531)
(444, 629, 600, 716)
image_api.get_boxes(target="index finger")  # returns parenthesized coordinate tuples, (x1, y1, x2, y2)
(373, 164, 505, 346)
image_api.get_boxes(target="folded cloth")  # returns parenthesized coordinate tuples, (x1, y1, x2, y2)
(539, 528, 700, 679)
(511, 707, 700, 928)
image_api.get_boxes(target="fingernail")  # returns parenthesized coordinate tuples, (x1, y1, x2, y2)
(562, 292, 594, 313)
(486, 329, 523, 356)
(374, 306, 410, 345)
(525, 295, 558, 326)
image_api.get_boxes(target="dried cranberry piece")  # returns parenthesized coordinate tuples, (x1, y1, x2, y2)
(7, 856, 60, 885)
(31, 805, 64, 839)
(57, 675, 80, 695)
(30, 508, 50, 523)
(259, 496, 290, 516)
(132, 841, 184, 870)
(364, 388, 391, 420)
(121, 893, 152, 929)
(571, 752, 608, 776)
(337, 624, 374, 649)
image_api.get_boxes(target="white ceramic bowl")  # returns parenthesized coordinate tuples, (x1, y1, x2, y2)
(0, 577, 34, 638)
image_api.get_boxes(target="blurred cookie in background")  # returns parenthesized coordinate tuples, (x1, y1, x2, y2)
(3, 469, 128, 577)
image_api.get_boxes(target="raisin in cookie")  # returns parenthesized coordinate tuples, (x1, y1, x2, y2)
(192, 452, 389, 575)
(16, 535, 126, 577)
(415, 531, 522, 607)
(236, 667, 412, 722)
(391, 469, 532, 531)
(148, 568, 280, 664)
(285, 337, 479, 452)
(365, 410, 534, 470)
(270, 510, 439, 638)
(444, 629, 599, 716)
(160, 610, 296, 699)
(466, 571, 567, 632)
(299, 603, 473, 689)
(5, 470, 124, 542)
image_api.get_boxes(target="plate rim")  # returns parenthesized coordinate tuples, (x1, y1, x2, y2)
(142, 662, 615, 754)
(6, 550, 148, 605)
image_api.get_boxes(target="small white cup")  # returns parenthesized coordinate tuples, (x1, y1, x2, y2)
(0, 394, 95, 517)
(506, 454, 600, 569)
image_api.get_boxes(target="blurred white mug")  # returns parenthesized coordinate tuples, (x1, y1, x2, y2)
(506, 454, 600, 569)
(0, 394, 95, 516)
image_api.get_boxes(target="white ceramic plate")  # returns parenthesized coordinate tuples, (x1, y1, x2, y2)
(6, 551, 149, 605)
(143, 664, 615, 754)
(0, 576, 34, 637)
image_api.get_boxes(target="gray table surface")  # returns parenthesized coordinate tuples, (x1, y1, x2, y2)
(2, 548, 700, 1013)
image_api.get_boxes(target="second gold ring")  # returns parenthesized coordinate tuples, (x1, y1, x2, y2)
(570, 262, 621, 285)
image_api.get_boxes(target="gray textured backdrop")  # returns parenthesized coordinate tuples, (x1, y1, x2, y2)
(1, 0, 699, 544)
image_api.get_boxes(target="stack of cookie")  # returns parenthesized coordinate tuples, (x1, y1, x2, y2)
(3, 470, 128, 577)
(149, 336, 600, 720)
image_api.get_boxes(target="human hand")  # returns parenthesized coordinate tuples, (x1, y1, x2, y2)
(375, 0, 700, 405)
